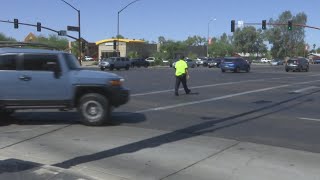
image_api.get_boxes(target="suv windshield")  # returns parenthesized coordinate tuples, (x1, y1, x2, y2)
(288, 60, 298, 64)
(224, 59, 236, 63)
(63, 53, 81, 70)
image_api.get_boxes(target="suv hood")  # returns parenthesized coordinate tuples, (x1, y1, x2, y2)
(71, 69, 122, 84)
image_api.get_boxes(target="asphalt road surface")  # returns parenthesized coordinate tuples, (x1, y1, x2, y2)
(1, 64, 320, 179)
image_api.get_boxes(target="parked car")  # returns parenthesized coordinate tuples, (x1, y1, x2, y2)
(84, 56, 93, 61)
(196, 57, 206, 66)
(220, 57, 251, 73)
(185, 59, 196, 68)
(0, 47, 129, 126)
(285, 58, 309, 72)
(208, 58, 223, 68)
(261, 58, 272, 63)
(145, 57, 156, 63)
(99, 57, 131, 71)
(130, 58, 149, 68)
(271, 59, 284, 66)
(314, 59, 320, 64)
(203, 58, 214, 67)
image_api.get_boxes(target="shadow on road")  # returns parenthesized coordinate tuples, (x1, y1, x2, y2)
(53, 89, 320, 169)
(0, 159, 41, 174)
(0, 111, 146, 126)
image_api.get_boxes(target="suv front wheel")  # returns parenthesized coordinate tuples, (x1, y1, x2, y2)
(78, 93, 111, 126)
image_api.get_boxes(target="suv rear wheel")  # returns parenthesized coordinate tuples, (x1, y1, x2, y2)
(78, 93, 111, 126)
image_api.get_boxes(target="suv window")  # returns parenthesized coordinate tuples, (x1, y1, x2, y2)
(63, 53, 80, 70)
(23, 54, 60, 71)
(288, 60, 297, 64)
(0, 54, 17, 70)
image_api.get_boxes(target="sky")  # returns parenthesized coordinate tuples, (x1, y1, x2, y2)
(1, 0, 320, 49)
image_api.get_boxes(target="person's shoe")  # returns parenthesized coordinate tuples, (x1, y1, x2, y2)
(175, 92, 179, 96)
(186, 90, 191, 94)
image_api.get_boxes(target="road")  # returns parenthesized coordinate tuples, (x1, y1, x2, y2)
(1, 64, 320, 180)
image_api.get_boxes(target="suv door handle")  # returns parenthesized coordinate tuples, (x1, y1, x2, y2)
(19, 75, 32, 81)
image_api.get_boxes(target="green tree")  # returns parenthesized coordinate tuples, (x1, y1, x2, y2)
(209, 33, 234, 57)
(158, 36, 166, 44)
(36, 34, 69, 50)
(266, 11, 307, 58)
(233, 26, 266, 55)
(0, 33, 17, 41)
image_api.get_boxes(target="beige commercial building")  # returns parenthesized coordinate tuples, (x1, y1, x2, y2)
(96, 38, 157, 59)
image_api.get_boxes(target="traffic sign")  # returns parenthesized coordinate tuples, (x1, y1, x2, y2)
(67, 26, 80, 32)
(58, 30, 67, 36)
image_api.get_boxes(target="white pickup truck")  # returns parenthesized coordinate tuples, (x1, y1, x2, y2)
(261, 58, 272, 63)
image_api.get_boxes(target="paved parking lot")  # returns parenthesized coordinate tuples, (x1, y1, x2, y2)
(1, 64, 320, 179)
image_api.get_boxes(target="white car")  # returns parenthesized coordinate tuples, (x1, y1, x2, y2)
(261, 58, 271, 63)
(84, 56, 93, 61)
(145, 57, 155, 63)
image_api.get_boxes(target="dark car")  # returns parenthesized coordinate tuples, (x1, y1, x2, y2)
(220, 57, 251, 73)
(285, 58, 309, 72)
(314, 59, 320, 64)
(203, 58, 213, 67)
(130, 58, 150, 68)
(208, 58, 223, 68)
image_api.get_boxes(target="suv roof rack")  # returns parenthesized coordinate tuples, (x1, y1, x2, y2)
(0, 41, 58, 50)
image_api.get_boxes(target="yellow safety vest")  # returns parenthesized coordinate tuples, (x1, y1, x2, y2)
(175, 60, 188, 76)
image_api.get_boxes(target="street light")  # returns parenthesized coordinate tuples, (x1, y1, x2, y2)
(117, 0, 141, 56)
(207, 18, 216, 57)
(60, 0, 82, 65)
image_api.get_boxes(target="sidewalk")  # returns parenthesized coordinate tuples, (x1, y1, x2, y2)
(1, 126, 320, 180)
(0, 157, 97, 180)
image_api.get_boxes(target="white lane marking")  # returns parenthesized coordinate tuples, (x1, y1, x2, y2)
(131, 79, 265, 97)
(136, 84, 290, 113)
(298, 117, 320, 122)
(135, 79, 320, 113)
(290, 86, 320, 93)
(131, 75, 320, 97)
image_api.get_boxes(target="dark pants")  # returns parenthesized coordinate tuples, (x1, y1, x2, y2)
(175, 74, 190, 94)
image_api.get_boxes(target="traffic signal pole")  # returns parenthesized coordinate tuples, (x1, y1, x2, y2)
(0, 19, 78, 40)
(241, 22, 320, 31)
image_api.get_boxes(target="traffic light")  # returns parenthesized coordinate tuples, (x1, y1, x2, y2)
(14, 19, 18, 29)
(37, 22, 41, 32)
(262, 20, 266, 30)
(288, 20, 293, 31)
(113, 40, 117, 50)
(82, 42, 86, 52)
(231, 20, 235, 32)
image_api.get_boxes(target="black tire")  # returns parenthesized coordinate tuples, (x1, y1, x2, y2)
(125, 65, 130, 70)
(100, 67, 105, 71)
(221, 69, 226, 73)
(246, 66, 250, 73)
(285, 68, 289, 72)
(78, 93, 111, 126)
(109, 65, 114, 71)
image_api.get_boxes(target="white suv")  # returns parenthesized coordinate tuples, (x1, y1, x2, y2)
(261, 58, 271, 63)
(84, 56, 93, 61)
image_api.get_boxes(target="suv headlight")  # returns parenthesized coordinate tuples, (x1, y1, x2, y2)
(110, 78, 124, 86)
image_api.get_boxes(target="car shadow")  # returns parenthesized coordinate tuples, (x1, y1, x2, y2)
(0, 159, 42, 174)
(0, 111, 146, 126)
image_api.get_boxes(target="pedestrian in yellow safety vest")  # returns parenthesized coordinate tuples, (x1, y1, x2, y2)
(174, 55, 191, 96)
